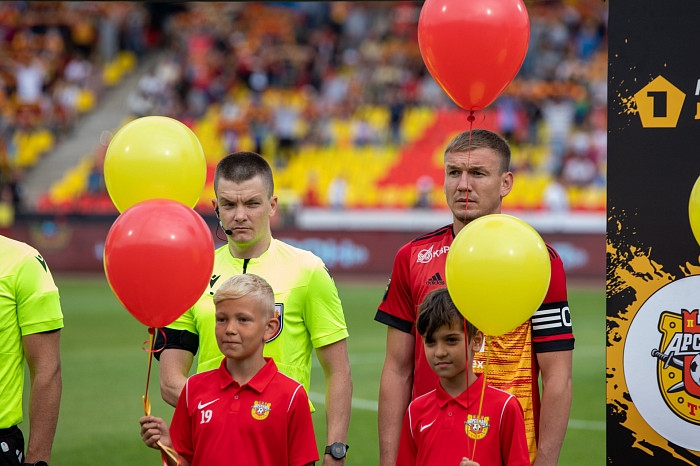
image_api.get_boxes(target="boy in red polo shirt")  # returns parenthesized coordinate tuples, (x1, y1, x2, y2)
(139, 274, 318, 466)
(396, 288, 529, 466)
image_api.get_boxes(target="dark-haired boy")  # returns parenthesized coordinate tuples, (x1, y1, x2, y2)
(395, 288, 529, 466)
(140, 274, 318, 466)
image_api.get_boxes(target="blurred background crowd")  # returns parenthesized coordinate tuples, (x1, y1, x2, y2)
(0, 0, 607, 225)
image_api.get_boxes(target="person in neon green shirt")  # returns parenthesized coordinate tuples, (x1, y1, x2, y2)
(0, 235, 63, 466)
(156, 152, 352, 465)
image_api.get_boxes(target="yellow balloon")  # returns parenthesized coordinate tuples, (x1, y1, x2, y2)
(690, 175, 700, 247)
(445, 214, 551, 336)
(104, 116, 206, 212)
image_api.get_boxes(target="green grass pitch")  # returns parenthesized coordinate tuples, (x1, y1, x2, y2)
(22, 276, 604, 465)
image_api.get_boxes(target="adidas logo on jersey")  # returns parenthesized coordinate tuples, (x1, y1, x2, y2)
(426, 273, 445, 286)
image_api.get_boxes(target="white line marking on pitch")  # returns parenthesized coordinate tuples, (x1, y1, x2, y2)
(308, 392, 605, 431)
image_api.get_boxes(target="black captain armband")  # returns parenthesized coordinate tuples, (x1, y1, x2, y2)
(374, 310, 414, 334)
(532, 300, 575, 353)
(153, 328, 199, 360)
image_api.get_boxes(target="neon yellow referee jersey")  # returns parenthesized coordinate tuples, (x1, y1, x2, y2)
(168, 238, 348, 407)
(0, 235, 63, 428)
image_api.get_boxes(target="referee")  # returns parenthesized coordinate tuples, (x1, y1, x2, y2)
(156, 152, 352, 465)
(0, 235, 63, 466)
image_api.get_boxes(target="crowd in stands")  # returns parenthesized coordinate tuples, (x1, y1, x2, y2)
(0, 1, 148, 223)
(14, 1, 607, 217)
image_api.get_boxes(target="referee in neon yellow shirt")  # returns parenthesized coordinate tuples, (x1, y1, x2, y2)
(156, 152, 352, 464)
(0, 236, 63, 466)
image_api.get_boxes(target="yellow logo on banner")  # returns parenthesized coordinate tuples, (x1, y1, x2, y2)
(634, 75, 685, 128)
(656, 311, 700, 425)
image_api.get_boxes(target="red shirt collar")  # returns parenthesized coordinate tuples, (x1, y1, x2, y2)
(435, 373, 485, 409)
(217, 357, 278, 393)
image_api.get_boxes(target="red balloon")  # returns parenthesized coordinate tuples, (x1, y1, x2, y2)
(418, 0, 530, 111)
(104, 199, 214, 328)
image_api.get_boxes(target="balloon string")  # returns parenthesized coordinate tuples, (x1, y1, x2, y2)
(142, 328, 181, 466)
(464, 318, 470, 457)
(143, 328, 156, 416)
(463, 111, 475, 227)
(470, 335, 492, 462)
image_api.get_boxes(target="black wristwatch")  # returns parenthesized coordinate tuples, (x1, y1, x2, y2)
(324, 442, 349, 459)
(23, 462, 49, 466)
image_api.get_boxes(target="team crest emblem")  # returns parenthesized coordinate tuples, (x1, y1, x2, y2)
(653, 309, 700, 424)
(465, 414, 490, 439)
(251, 401, 271, 420)
(265, 303, 284, 343)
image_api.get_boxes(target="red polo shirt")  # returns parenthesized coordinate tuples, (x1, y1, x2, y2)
(396, 374, 529, 466)
(169, 358, 318, 466)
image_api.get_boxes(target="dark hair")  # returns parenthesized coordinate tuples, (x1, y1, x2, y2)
(416, 288, 478, 342)
(214, 151, 274, 197)
(444, 129, 511, 174)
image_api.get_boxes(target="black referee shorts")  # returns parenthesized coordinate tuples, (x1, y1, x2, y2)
(0, 426, 24, 466)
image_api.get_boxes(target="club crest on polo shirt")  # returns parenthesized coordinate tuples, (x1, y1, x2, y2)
(465, 414, 490, 439)
(251, 401, 272, 420)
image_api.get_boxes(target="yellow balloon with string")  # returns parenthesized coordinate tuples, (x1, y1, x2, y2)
(445, 214, 551, 336)
(445, 214, 551, 462)
(104, 116, 206, 213)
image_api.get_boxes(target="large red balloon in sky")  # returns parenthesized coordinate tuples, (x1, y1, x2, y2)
(418, 0, 530, 112)
(104, 198, 214, 328)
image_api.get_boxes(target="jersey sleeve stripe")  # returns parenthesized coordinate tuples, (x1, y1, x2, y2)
(412, 224, 453, 243)
(546, 244, 559, 260)
(533, 333, 574, 343)
(500, 393, 516, 427)
(375, 310, 413, 334)
(288, 384, 303, 412)
(533, 322, 566, 330)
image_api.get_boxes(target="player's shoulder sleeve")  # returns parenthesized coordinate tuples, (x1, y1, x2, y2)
(396, 399, 419, 465)
(15, 247, 63, 336)
(303, 254, 348, 348)
(500, 392, 529, 466)
(170, 377, 195, 463)
(375, 240, 414, 334)
(286, 381, 319, 466)
(532, 244, 574, 353)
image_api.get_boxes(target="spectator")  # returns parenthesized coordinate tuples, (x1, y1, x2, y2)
(543, 170, 570, 213)
(327, 175, 348, 210)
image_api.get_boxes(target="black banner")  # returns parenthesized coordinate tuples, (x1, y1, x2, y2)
(608, 1, 700, 463)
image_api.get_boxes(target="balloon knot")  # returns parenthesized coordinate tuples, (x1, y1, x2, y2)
(148, 327, 155, 335)
(467, 112, 476, 122)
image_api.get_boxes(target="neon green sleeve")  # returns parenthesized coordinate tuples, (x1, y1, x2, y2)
(16, 253, 63, 336)
(166, 303, 198, 334)
(305, 261, 348, 348)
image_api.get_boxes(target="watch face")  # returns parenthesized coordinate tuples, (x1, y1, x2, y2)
(331, 443, 346, 459)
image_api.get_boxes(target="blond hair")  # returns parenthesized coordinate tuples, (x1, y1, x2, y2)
(213, 274, 275, 318)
